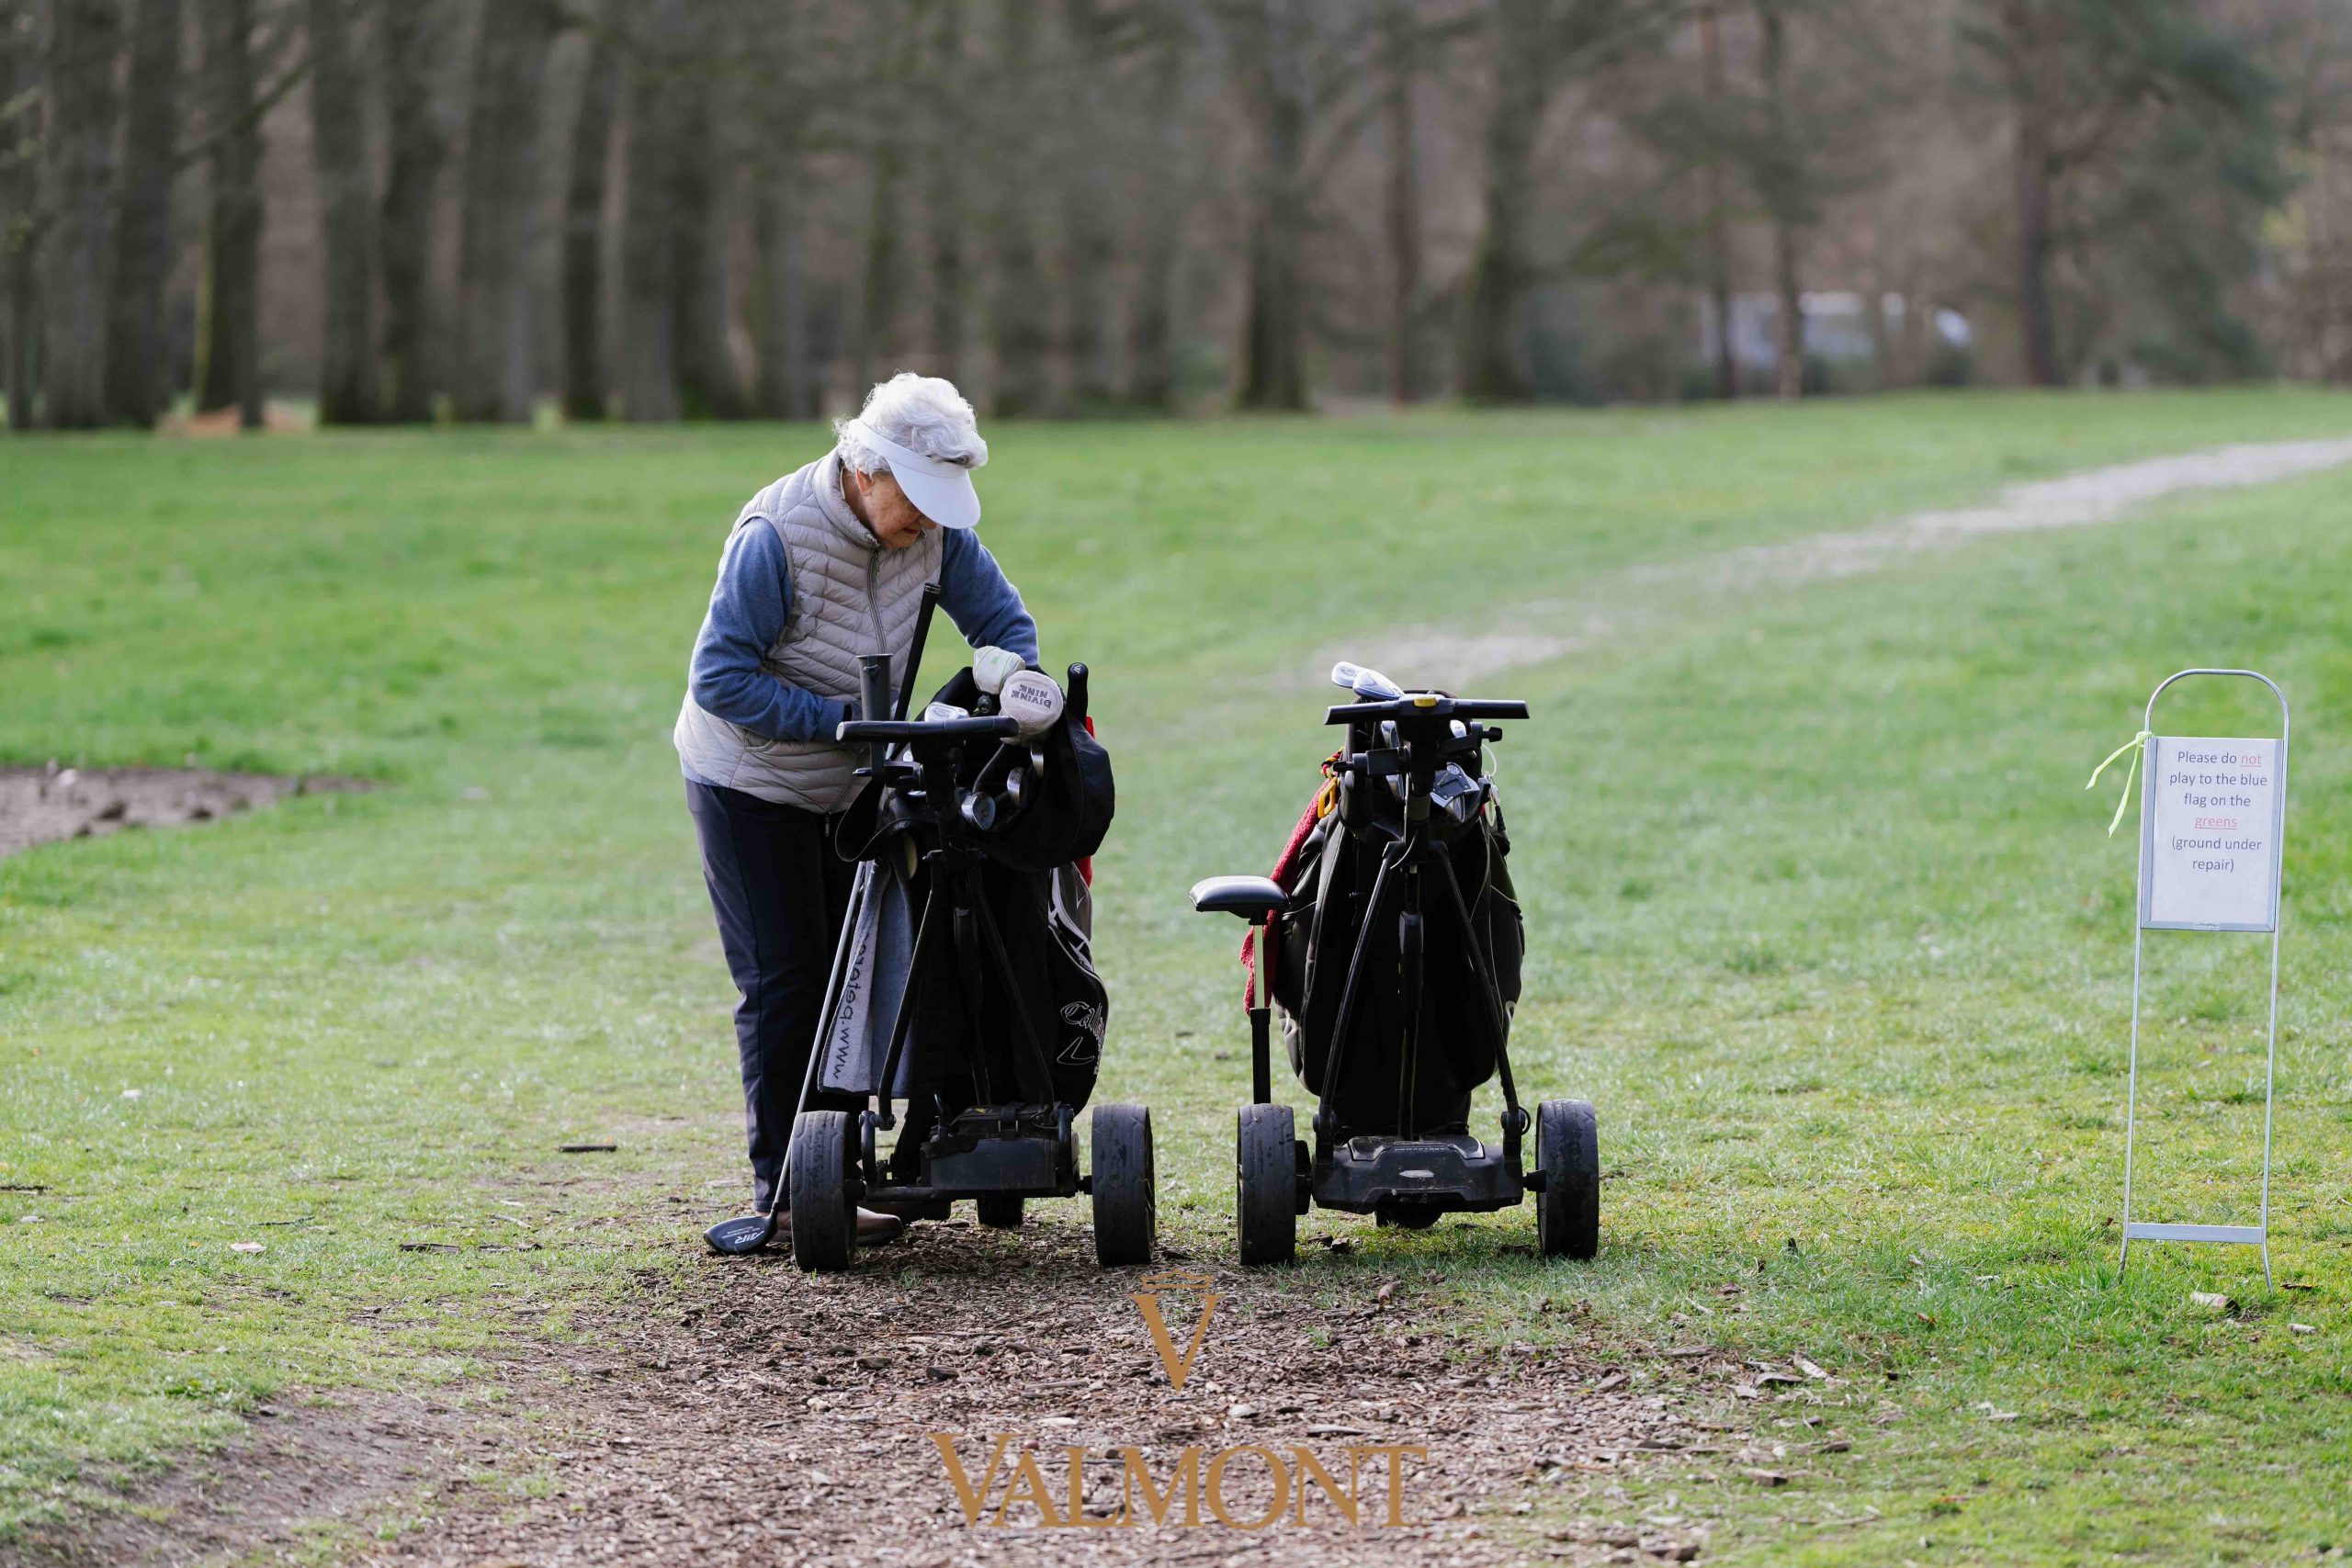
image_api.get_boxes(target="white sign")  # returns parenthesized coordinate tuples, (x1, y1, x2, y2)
(2143, 735, 2281, 931)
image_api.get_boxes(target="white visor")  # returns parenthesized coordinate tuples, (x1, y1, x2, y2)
(846, 419, 982, 530)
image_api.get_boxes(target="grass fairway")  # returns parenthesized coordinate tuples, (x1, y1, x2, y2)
(4, 389, 2351, 1562)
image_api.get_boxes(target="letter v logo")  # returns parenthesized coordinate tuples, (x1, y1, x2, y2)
(1132, 1270, 1223, 1392)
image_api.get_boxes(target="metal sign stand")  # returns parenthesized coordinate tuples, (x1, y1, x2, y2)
(2119, 669, 2290, 1288)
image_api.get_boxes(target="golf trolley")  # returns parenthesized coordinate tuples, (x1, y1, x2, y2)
(1191, 665, 1599, 1266)
(710, 592, 1151, 1272)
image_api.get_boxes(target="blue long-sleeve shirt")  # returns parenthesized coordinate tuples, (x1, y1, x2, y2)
(684, 523, 1039, 751)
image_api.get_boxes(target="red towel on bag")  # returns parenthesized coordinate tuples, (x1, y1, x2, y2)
(1238, 789, 1326, 1010)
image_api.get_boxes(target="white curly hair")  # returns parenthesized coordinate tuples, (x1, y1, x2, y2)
(834, 373, 989, 477)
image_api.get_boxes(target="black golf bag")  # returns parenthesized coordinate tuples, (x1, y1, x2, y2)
(826, 667, 1114, 1122)
(1262, 730, 1523, 1138)
(1194, 671, 1595, 1265)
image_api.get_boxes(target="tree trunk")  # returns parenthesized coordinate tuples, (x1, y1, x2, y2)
(2012, 113, 2061, 386)
(850, 3, 913, 400)
(670, 72, 741, 418)
(1759, 3, 1802, 399)
(1699, 6, 1735, 400)
(3, 1, 34, 431)
(987, 0, 1046, 414)
(379, 0, 449, 423)
(1999, 0, 2061, 388)
(923, 0, 965, 387)
(453, 0, 554, 422)
(1123, 28, 1184, 410)
(752, 145, 809, 420)
(309, 0, 379, 423)
(1380, 0, 1420, 404)
(1458, 0, 1548, 403)
(5, 243, 31, 431)
(196, 0, 263, 427)
(560, 12, 619, 421)
(1772, 219, 1803, 399)
(103, 0, 182, 426)
(41, 0, 125, 428)
(619, 0, 683, 421)
(1057, 0, 1114, 407)
(1235, 0, 1307, 412)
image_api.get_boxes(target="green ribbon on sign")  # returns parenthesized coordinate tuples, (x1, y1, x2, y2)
(2086, 729, 2154, 837)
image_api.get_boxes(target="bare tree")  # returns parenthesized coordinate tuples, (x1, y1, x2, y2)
(1228, 0, 1308, 410)
(847, 1, 914, 397)
(309, 0, 378, 422)
(923, 0, 966, 387)
(1967, 0, 2275, 386)
(560, 5, 618, 420)
(752, 144, 809, 419)
(1379, 0, 1420, 402)
(987, 0, 1046, 413)
(1, 0, 37, 429)
(1458, 0, 1634, 401)
(41, 0, 124, 428)
(103, 0, 183, 425)
(1123, 7, 1188, 409)
(670, 40, 741, 415)
(1057, 0, 1119, 407)
(1697, 5, 1735, 398)
(195, 0, 263, 426)
(1757, 0, 1804, 398)
(618, 0, 682, 420)
(749, 0, 811, 420)
(379, 0, 448, 422)
(453, 0, 554, 422)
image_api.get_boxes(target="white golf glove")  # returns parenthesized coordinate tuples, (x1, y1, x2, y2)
(972, 646, 1028, 694)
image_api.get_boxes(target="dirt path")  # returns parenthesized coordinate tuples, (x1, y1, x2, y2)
(343, 1222, 1815, 1566)
(12, 1219, 1871, 1567)
(1340, 436, 2352, 689)
(0, 765, 364, 859)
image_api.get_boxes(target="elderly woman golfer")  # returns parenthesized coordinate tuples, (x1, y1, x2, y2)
(677, 374, 1037, 1247)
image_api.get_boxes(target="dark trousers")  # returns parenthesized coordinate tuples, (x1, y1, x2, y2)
(685, 779, 862, 1211)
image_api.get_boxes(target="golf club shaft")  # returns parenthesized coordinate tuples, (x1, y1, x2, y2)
(895, 583, 942, 723)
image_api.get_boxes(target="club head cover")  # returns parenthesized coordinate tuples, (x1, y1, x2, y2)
(1330, 660, 1403, 700)
(972, 646, 1027, 695)
(997, 670, 1066, 738)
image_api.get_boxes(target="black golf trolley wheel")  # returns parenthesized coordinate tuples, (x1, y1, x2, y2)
(788, 1109, 858, 1272)
(1090, 1103, 1156, 1267)
(1534, 1099, 1600, 1260)
(1236, 1103, 1298, 1266)
(975, 1194, 1026, 1228)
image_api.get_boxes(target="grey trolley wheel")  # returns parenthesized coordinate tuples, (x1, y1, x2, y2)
(1237, 1103, 1298, 1266)
(1091, 1104, 1157, 1267)
(1535, 1099, 1600, 1260)
(788, 1110, 858, 1272)
(975, 1194, 1026, 1228)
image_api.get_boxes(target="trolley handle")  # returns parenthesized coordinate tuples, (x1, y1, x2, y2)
(1323, 696, 1530, 726)
(838, 716, 1022, 744)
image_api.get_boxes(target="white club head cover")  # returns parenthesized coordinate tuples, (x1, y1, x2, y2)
(996, 670, 1066, 738)
(972, 646, 1027, 695)
(1330, 660, 1403, 700)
